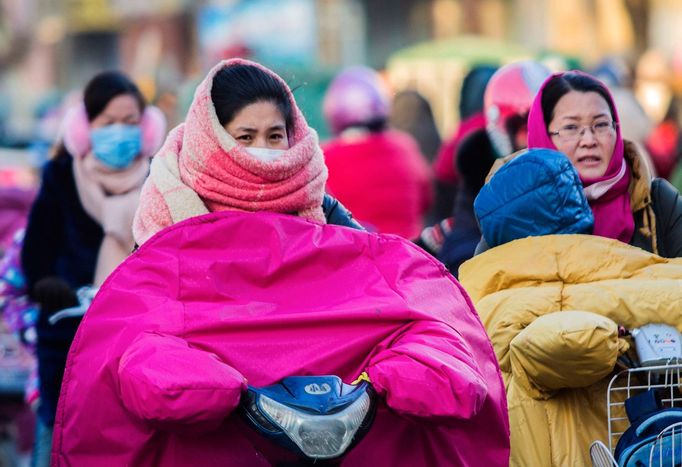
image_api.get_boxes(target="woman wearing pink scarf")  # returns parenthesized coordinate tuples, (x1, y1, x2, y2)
(133, 59, 361, 245)
(527, 71, 682, 257)
(52, 59, 510, 466)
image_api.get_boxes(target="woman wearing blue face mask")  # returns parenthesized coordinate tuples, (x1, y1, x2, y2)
(20, 70, 165, 467)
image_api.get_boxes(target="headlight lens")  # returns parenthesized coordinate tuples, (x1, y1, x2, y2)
(259, 390, 372, 459)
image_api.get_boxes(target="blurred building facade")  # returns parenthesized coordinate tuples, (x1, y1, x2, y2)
(3, 0, 682, 85)
(2, 0, 682, 140)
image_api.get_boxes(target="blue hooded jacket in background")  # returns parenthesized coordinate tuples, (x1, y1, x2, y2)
(474, 149, 594, 248)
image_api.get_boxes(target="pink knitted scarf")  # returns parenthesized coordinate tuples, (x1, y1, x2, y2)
(133, 59, 328, 245)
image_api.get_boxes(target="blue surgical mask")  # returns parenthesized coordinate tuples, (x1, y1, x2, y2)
(89, 124, 142, 169)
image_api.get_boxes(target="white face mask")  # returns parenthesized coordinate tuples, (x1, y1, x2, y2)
(245, 147, 287, 163)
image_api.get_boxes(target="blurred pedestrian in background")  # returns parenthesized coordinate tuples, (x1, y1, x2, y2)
(0, 189, 38, 467)
(322, 66, 432, 239)
(484, 60, 553, 158)
(0, 189, 35, 254)
(592, 57, 654, 153)
(431, 65, 496, 221)
(419, 61, 550, 275)
(433, 129, 496, 276)
(20, 70, 165, 467)
(645, 98, 682, 180)
(389, 89, 441, 164)
(389, 88, 442, 224)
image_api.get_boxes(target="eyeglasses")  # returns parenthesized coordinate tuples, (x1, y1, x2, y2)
(548, 120, 617, 141)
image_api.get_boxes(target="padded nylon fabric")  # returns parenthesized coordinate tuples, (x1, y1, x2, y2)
(52, 211, 509, 467)
(474, 149, 593, 248)
(459, 234, 682, 466)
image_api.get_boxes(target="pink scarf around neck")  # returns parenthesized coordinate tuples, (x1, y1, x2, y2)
(133, 59, 328, 245)
(526, 71, 634, 243)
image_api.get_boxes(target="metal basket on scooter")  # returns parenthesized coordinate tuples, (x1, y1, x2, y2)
(590, 324, 682, 467)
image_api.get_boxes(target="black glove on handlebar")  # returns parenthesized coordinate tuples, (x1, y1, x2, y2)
(32, 277, 79, 313)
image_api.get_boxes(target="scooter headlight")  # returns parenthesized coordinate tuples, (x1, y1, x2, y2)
(258, 390, 372, 459)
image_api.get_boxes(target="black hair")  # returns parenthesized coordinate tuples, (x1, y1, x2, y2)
(211, 64, 294, 135)
(505, 114, 529, 152)
(541, 72, 616, 129)
(459, 65, 497, 120)
(361, 118, 388, 133)
(342, 117, 387, 133)
(389, 90, 440, 159)
(456, 129, 496, 196)
(83, 71, 146, 122)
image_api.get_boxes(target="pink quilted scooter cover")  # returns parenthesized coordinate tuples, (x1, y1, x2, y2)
(52, 211, 509, 466)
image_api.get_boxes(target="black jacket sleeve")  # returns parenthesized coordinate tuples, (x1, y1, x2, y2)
(21, 160, 65, 292)
(651, 178, 682, 258)
(322, 194, 365, 230)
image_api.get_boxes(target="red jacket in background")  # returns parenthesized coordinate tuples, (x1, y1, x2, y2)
(322, 130, 432, 239)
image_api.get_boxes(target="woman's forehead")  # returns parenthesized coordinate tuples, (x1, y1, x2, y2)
(553, 91, 611, 119)
(231, 101, 285, 125)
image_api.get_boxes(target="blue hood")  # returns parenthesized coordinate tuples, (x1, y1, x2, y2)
(474, 149, 594, 248)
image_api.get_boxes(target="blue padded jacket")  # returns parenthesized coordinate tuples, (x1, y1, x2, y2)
(474, 149, 594, 249)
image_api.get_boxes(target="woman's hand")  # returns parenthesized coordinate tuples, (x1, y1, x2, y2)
(118, 331, 247, 434)
(32, 276, 78, 313)
(365, 320, 488, 423)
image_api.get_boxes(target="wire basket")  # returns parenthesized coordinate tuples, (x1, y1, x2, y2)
(606, 363, 682, 454)
(648, 421, 682, 466)
(590, 440, 618, 467)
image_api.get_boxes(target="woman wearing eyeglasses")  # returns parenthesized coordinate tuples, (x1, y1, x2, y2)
(458, 71, 682, 466)
(528, 71, 682, 256)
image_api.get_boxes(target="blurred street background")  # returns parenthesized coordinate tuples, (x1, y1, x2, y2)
(1, 0, 682, 154)
(1, 2, 682, 465)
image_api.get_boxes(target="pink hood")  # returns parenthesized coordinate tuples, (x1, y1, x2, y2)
(527, 71, 634, 243)
(133, 59, 328, 245)
(52, 212, 509, 466)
